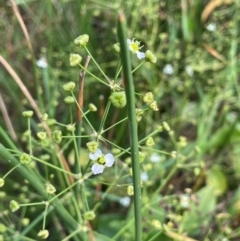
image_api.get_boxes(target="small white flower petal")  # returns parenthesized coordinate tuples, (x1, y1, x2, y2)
(104, 153, 114, 167)
(140, 172, 149, 182)
(136, 51, 145, 59)
(127, 39, 131, 44)
(119, 196, 131, 207)
(36, 58, 48, 68)
(163, 64, 174, 75)
(150, 153, 161, 163)
(89, 149, 102, 161)
(206, 23, 216, 32)
(91, 163, 104, 175)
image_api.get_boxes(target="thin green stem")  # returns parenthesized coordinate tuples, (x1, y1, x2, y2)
(101, 117, 128, 133)
(114, 58, 122, 81)
(98, 100, 111, 137)
(118, 12, 142, 241)
(84, 47, 110, 83)
(132, 60, 145, 73)
(42, 203, 49, 229)
(78, 64, 109, 87)
(32, 156, 76, 177)
(28, 118, 32, 155)
(71, 93, 96, 132)
(3, 163, 21, 179)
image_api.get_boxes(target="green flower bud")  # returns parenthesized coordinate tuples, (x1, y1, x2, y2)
(149, 101, 159, 111)
(21, 218, 30, 227)
(163, 121, 171, 132)
(37, 132, 47, 140)
(145, 50, 157, 63)
(84, 210, 96, 220)
(89, 103, 97, 112)
(139, 152, 146, 163)
(136, 115, 142, 122)
(64, 96, 75, 104)
(127, 185, 134, 196)
(0, 178, 4, 187)
(46, 118, 56, 126)
(112, 148, 121, 155)
(10, 200, 20, 212)
(40, 154, 50, 161)
(136, 108, 144, 122)
(69, 53, 82, 66)
(109, 91, 127, 108)
(74, 34, 89, 47)
(66, 124, 76, 132)
(0, 192, 6, 198)
(143, 92, 154, 104)
(0, 224, 6, 233)
(20, 153, 31, 164)
(63, 81, 76, 91)
(51, 130, 62, 144)
(22, 111, 33, 118)
(41, 113, 48, 121)
(146, 137, 155, 147)
(86, 141, 98, 153)
(37, 229, 49, 239)
(45, 183, 56, 194)
(157, 125, 163, 132)
(113, 43, 120, 54)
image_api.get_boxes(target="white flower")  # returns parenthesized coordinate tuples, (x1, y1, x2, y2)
(206, 23, 216, 32)
(140, 172, 149, 182)
(150, 153, 161, 163)
(163, 64, 174, 75)
(36, 57, 48, 68)
(119, 196, 131, 207)
(89, 149, 115, 175)
(127, 39, 145, 59)
(185, 65, 194, 76)
(179, 194, 190, 208)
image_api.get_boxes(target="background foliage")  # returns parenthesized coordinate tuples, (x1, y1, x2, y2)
(1, 0, 240, 240)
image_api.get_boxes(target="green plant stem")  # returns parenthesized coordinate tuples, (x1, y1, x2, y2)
(114, 58, 122, 81)
(71, 93, 96, 132)
(101, 117, 128, 133)
(31, 156, 76, 177)
(117, 11, 142, 241)
(79, 64, 109, 87)
(27, 118, 32, 155)
(98, 100, 111, 136)
(85, 47, 110, 83)
(16, 206, 54, 240)
(42, 203, 48, 229)
(132, 60, 145, 73)
(0, 144, 83, 240)
(3, 163, 21, 178)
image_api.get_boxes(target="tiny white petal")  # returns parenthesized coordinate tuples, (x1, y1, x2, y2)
(206, 23, 216, 32)
(36, 58, 48, 68)
(119, 196, 131, 207)
(104, 153, 114, 167)
(140, 172, 149, 181)
(91, 163, 104, 175)
(185, 65, 194, 76)
(137, 51, 145, 59)
(163, 64, 174, 75)
(127, 39, 131, 44)
(89, 149, 102, 161)
(150, 153, 161, 163)
(179, 194, 189, 208)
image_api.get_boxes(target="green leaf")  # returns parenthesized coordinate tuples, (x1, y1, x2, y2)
(206, 165, 227, 196)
